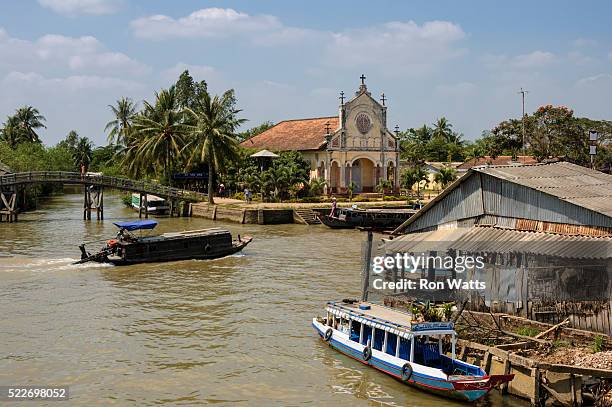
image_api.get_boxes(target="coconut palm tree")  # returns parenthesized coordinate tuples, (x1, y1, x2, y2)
(105, 97, 138, 146)
(131, 88, 187, 185)
(0, 115, 22, 148)
(14, 106, 46, 143)
(71, 134, 93, 173)
(183, 89, 245, 204)
(432, 117, 452, 142)
(434, 167, 457, 190)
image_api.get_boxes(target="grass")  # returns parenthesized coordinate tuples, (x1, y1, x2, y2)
(516, 326, 540, 337)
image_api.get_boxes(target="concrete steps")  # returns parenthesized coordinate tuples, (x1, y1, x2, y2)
(293, 208, 321, 225)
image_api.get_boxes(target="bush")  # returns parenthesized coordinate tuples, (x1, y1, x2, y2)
(233, 192, 245, 200)
(593, 335, 605, 353)
(352, 195, 372, 202)
(383, 195, 402, 201)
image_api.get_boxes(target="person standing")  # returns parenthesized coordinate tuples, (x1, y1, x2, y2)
(330, 195, 337, 217)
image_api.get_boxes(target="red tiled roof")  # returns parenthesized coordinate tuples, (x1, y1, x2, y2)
(240, 116, 338, 151)
(457, 155, 538, 170)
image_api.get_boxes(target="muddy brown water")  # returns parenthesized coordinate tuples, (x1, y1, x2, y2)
(0, 193, 527, 406)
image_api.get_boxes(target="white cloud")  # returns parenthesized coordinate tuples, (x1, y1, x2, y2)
(38, 0, 123, 16)
(571, 38, 597, 48)
(326, 20, 466, 75)
(512, 51, 555, 68)
(575, 73, 612, 88)
(484, 50, 555, 70)
(3, 71, 143, 92)
(130, 8, 282, 40)
(0, 29, 149, 76)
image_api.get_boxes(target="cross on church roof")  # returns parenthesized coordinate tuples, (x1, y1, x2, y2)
(360, 74, 366, 85)
(339, 91, 345, 105)
(325, 121, 331, 135)
(380, 93, 386, 106)
(394, 125, 400, 136)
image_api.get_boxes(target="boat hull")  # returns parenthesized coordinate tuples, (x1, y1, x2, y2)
(318, 214, 355, 229)
(108, 238, 251, 265)
(312, 319, 498, 402)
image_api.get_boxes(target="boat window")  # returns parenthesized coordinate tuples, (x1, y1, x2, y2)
(373, 329, 385, 351)
(349, 321, 361, 342)
(361, 325, 372, 346)
(385, 332, 397, 355)
(398, 337, 411, 360)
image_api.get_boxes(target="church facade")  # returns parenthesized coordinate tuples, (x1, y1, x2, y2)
(240, 78, 400, 193)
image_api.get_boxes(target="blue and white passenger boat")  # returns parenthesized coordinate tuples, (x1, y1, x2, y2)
(312, 300, 513, 402)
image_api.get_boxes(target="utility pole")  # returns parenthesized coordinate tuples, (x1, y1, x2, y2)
(518, 88, 529, 157)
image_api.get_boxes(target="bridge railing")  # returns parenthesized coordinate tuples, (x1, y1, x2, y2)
(0, 171, 208, 202)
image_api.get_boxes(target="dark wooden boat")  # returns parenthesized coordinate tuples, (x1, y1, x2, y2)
(75, 220, 252, 265)
(318, 207, 415, 231)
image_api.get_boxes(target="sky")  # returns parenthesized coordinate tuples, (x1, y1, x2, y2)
(0, 0, 611, 146)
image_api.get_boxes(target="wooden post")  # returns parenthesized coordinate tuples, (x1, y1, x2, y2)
(169, 200, 174, 217)
(83, 185, 91, 220)
(501, 359, 512, 394)
(361, 231, 373, 302)
(99, 187, 103, 220)
(138, 193, 143, 218)
(143, 193, 148, 219)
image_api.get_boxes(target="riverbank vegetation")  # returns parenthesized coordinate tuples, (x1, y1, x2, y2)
(2, 70, 611, 204)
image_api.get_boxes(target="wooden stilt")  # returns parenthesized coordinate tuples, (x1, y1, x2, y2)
(138, 193, 143, 218)
(143, 193, 148, 219)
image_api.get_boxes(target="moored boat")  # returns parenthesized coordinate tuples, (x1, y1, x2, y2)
(75, 220, 252, 265)
(318, 207, 415, 231)
(312, 300, 513, 402)
(131, 193, 169, 215)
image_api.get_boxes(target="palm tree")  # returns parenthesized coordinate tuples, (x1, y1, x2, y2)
(346, 181, 357, 201)
(184, 89, 245, 204)
(308, 177, 327, 197)
(0, 115, 22, 148)
(132, 88, 187, 185)
(14, 106, 46, 143)
(72, 134, 93, 173)
(105, 97, 138, 146)
(434, 167, 457, 190)
(432, 117, 453, 142)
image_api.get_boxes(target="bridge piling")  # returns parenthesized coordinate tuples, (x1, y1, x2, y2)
(83, 185, 91, 220)
(0, 190, 18, 222)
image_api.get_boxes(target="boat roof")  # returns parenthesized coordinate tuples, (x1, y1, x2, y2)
(135, 228, 231, 243)
(326, 301, 455, 338)
(113, 220, 158, 231)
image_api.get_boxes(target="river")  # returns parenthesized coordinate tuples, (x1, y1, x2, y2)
(0, 193, 526, 406)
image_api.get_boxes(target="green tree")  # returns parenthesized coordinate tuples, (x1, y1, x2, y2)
(239, 121, 274, 143)
(401, 165, 428, 198)
(434, 167, 457, 190)
(308, 177, 327, 197)
(71, 134, 93, 172)
(183, 89, 245, 204)
(175, 70, 208, 110)
(346, 181, 357, 202)
(14, 106, 46, 144)
(131, 88, 187, 184)
(0, 115, 22, 149)
(105, 97, 138, 146)
(432, 117, 453, 142)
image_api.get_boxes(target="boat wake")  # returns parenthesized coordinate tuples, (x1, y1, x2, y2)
(0, 256, 113, 272)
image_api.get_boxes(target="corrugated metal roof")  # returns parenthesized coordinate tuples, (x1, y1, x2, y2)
(384, 226, 612, 259)
(474, 162, 612, 216)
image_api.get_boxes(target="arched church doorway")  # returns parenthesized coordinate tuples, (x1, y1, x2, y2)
(351, 158, 375, 192)
(330, 161, 340, 192)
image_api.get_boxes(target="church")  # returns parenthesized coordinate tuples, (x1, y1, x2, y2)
(240, 76, 400, 194)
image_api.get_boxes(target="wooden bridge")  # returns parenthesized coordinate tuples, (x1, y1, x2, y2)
(0, 171, 207, 222)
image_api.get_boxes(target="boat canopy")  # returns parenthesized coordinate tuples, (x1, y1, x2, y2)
(326, 301, 456, 339)
(113, 220, 158, 231)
